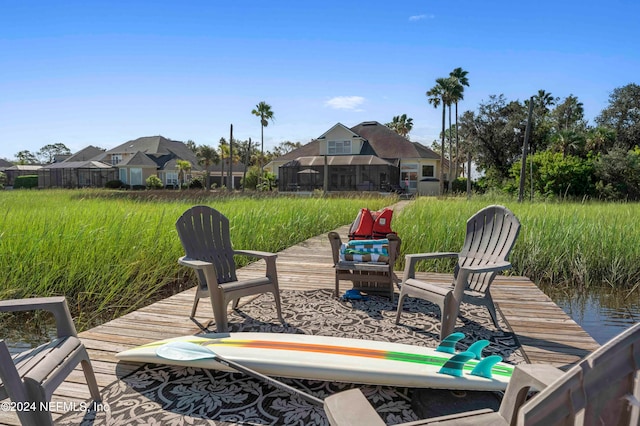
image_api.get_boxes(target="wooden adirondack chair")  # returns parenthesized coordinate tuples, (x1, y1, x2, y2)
(396, 205, 521, 340)
(175, 205, 284, 332)
(324, 322, 640, 426)
(328, 232, 401, 299)
(0, 297, 101, 426)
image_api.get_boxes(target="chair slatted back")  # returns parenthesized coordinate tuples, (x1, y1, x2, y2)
(175, 205, 238, 286)
(457, 205, 521, 292)
(521, 322, 640, 425)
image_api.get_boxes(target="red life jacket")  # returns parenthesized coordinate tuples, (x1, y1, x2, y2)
(348, 208, 395, 240)
(371, 208, 394, 239)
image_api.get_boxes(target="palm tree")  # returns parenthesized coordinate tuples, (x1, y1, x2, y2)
(552, 129, 585, 158)
(385, 114, 414, 138)
(218, 137, 229, 187)
(251, 101, 275, 170)
(449, 67, 469, 182)
(176, 160, 192, 189)
(533, 89, 556, 114)
(196, 144, 219, 190)
(427, 77, 458, 195)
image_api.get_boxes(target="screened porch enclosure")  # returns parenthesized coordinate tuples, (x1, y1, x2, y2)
(279, 157, 399, 192)
(38, 163, 118, 189)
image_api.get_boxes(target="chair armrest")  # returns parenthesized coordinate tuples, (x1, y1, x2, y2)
(403, 252, 459, 282)
(324, 389, 386, 426)
(234, 250, 277, 259)
(0, 296, 77, 338)
(178, 256, 212, 270)
(452, 261, 513, 300)
(499, 364, 562, 423)
(459, 260, 512, 274)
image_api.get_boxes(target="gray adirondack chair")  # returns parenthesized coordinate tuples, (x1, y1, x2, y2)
(175, 205, 284, 332)
(324, 322, 640, 426)
(328, 232, 401, 299)
(0, 297, 101, 426)
(396, 205, 521, 340)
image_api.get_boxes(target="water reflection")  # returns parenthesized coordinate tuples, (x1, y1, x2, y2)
(539, 283, 640, 345)
(0, 311, 57, 355)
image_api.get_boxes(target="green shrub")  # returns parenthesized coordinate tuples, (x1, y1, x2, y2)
(14, 175, 38, 189)
(507, 151, 595, 199)
(146, 175, 164, 189)
(105, 180, 125, 189)
(188, 177, 203, 189)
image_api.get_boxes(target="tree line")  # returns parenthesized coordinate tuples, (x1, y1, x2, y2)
(459, 83, 640, 200)
(388, 71, 640, 201)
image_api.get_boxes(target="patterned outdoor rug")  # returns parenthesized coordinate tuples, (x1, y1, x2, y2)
(58, 289, 524, 425)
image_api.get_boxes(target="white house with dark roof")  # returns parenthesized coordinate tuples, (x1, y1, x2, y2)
(266, 121, 446, 195)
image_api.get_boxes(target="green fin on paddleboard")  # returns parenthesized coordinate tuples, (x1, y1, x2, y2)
(435, 332, 465, 354)
(438, 351, 475, 377)
(467, 340, 489, 360)
(470, 355, 503, 379)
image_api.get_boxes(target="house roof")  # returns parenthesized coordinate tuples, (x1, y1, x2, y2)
(5, 165, 42, 171)
(100, 136, 202, 171)
(283, 155, 393, 167)
(119, 151, 161, 167)
(269, 121, 440, 166)
(43, 161, 114, 170)
(65, 146, 106, 162)
(350, 121, 440, 160)
(0, 158, 12, 169)
(272, 140, 321, 162)
(316, 123, 360, 140)
(105, 136, 176, 155)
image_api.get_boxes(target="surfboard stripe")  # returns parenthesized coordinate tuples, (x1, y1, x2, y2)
(139, 337, 513, 378)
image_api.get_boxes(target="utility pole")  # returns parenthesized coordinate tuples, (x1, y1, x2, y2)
(518, 97, 534, 203)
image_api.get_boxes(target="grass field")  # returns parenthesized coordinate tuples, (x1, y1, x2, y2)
(2, 189, 639, 331)
(0, 189, 393, 328)
(395, 197, 640, 292)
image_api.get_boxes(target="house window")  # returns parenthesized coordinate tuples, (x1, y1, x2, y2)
(165, 172, 178, 187)
(328, 140, 351, 155)
(422, 165, 435, 177)
(119, 168, 127, 183)
(400, 163, 418, 190)
(111, 154, 122, 165)
(130, 168, 143, 186)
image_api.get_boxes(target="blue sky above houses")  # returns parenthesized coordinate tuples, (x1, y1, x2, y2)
(1, 0, 638, 160)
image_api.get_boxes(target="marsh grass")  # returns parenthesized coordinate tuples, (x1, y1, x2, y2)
(3, 190, 639, 332)
(0, 189, 392, 329)
(393, 197, 640, 290)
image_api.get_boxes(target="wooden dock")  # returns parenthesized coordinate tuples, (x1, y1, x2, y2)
(0, 217, 600, 425)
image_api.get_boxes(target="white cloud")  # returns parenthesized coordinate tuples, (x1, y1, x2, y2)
(409, 14, 434, 21)
(324, 96, 366, 110)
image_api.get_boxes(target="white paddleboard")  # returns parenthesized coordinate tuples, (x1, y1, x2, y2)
(116, 332, 515, 391)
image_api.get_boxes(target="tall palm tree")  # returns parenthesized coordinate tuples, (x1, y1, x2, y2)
(196, 144, 219, 190)
(176, 160, 192, 189)
(218, 137, 229, 187)
(427, 77, 458, 195)
(251, 101, 275, 170)
(449, 67, 469, 182)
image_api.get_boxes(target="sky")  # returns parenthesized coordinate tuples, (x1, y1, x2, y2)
(1, 0, 638, 161)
